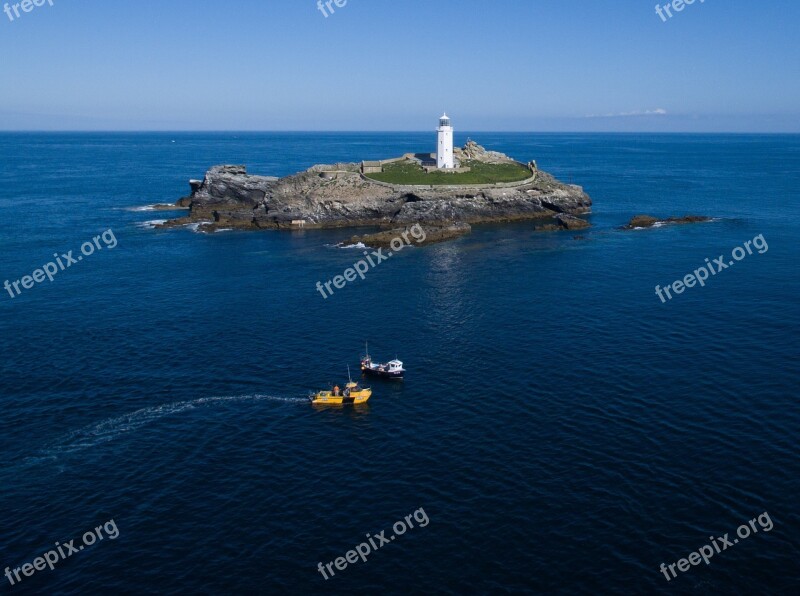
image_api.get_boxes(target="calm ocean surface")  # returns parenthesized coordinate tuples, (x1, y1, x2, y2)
(0, 133, 798, 594)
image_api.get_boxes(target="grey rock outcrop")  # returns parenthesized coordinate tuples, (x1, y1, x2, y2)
(454, 140, 516, 164)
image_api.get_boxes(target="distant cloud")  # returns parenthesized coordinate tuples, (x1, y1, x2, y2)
(584, 108, 668, 118)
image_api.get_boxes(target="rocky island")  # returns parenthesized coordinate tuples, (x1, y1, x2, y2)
(160, 139, 592, 244)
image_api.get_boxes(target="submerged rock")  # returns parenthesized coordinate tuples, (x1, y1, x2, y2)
(345, 223, 472, 249)
(668, 215, 713, 225)
(555, 213, 591, 230)
(534, 214, 591, 232)
(624, 214, 712, 229)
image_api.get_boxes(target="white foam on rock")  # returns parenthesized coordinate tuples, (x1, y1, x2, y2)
(136, 219, 167, 229)
(186, 221, 214, 233)
(128, 204, 184, 212)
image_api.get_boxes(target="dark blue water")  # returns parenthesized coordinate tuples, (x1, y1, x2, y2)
(1, 133, 798, 594)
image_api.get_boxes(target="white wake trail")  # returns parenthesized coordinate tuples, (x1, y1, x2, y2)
(38, 393, 307, 457)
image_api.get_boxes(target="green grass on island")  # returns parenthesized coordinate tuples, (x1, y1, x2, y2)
(365, 159, 532, 186)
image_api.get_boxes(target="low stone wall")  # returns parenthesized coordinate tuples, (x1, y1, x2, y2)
(361, 156, 408, 174)
(360, 170, 539, 191)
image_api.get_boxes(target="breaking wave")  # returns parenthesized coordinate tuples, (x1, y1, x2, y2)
(127, 204, 186, 212)
(136, 219, 167, 229)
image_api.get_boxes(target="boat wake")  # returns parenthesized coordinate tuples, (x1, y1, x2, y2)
(31, 393, 307, 459)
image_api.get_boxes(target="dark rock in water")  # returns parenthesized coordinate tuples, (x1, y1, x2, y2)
(623, 214, 712, 229)
(668, 215, 713, 225)
(345, 223, 471, 249)
(556, 213, 591, 230)
(626, 215, 660, 229)
(534, 214, 591, 232)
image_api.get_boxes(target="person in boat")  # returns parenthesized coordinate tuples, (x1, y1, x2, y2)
(333, 385, 340, 396)
(344, 386, 350, 398)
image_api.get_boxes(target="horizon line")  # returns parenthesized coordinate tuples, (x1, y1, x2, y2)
(1, 130, 799, 135)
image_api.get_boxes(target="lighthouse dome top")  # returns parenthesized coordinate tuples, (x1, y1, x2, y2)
(439, 113, 451, 127)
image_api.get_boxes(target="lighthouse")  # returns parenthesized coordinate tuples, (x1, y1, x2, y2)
(437, 113, 454, 169)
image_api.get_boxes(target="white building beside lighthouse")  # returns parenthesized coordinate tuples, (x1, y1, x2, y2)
(437, 113, 454, 169)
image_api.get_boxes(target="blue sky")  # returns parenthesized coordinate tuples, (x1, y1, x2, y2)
(0, 0, 798, 131)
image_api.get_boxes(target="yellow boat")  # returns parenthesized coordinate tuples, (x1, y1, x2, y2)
(310, 381, 372, 405)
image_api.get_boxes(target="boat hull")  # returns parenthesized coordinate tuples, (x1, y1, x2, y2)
(310, 389, 372, 405)
(362, 367, 404, 379)
(360, 357, 405, 380)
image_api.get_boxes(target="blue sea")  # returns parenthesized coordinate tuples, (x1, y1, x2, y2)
(0, 132, 798, 594)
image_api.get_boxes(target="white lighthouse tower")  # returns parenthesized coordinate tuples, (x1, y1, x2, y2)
(437, 113, 454, 169)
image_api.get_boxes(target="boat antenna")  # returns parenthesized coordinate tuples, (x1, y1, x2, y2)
(348, 364, 353, 384)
